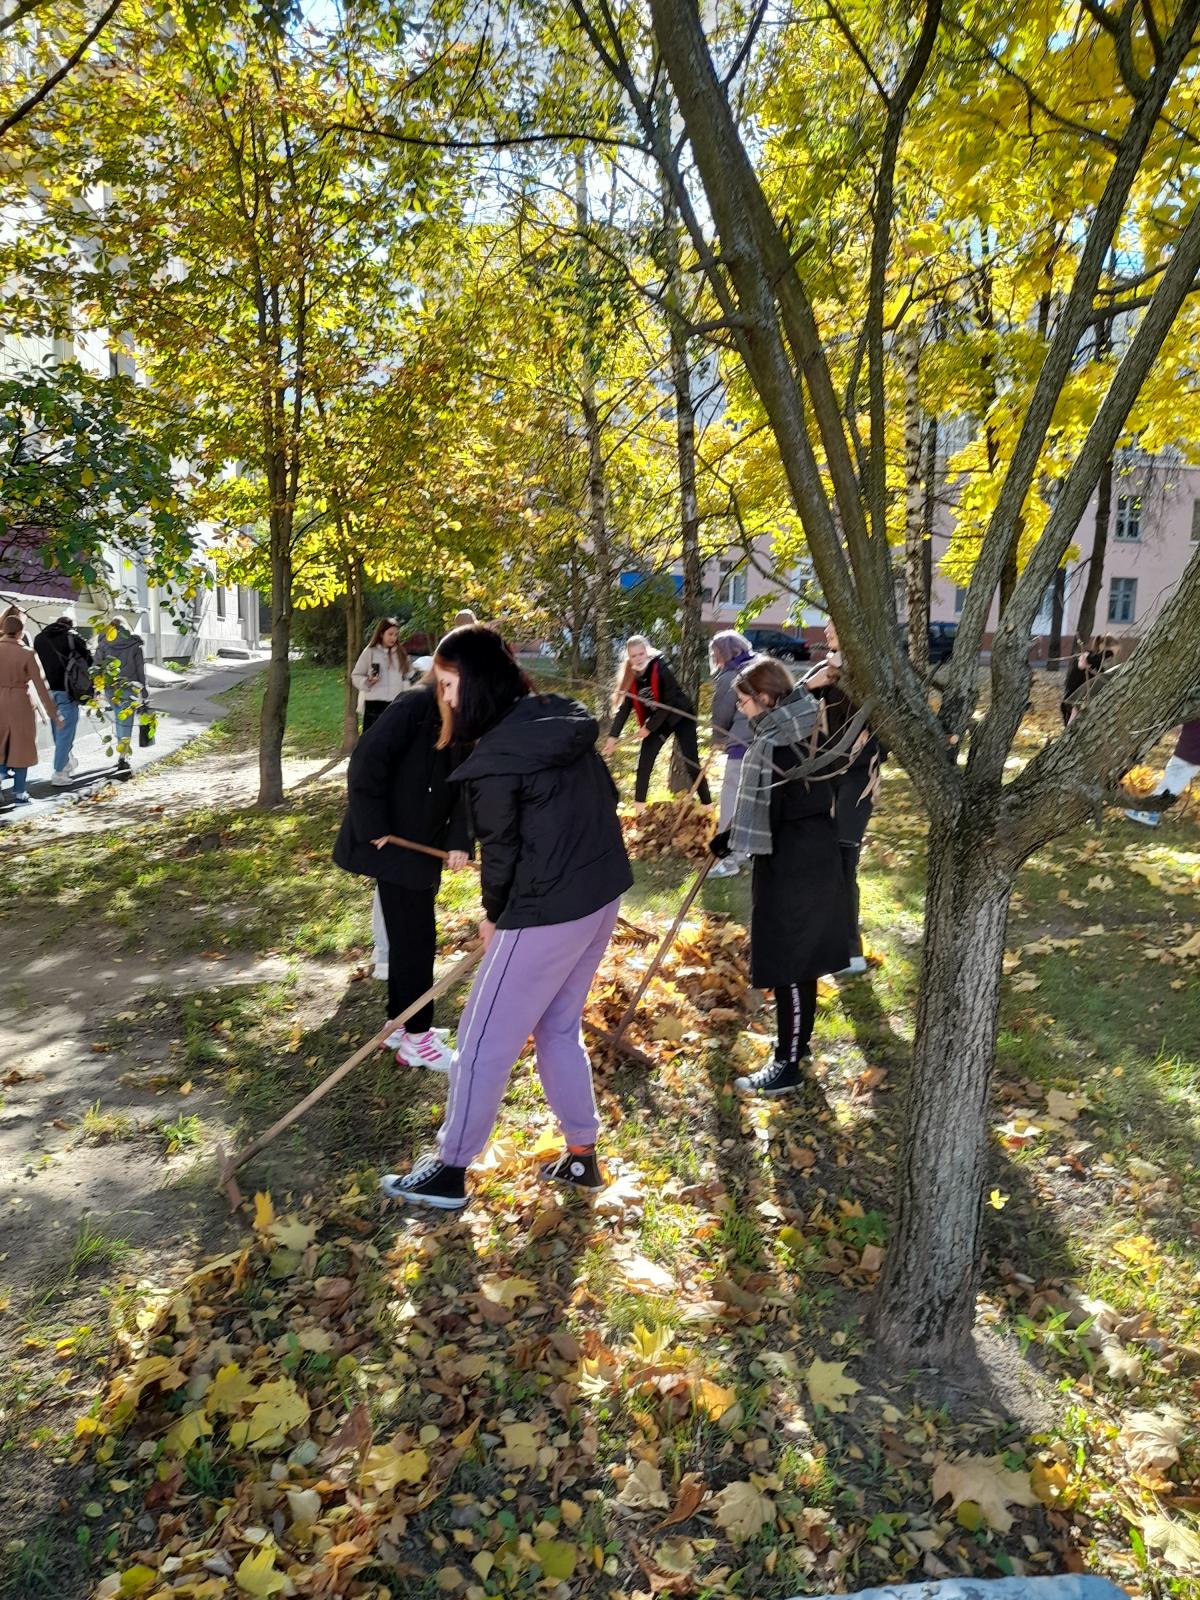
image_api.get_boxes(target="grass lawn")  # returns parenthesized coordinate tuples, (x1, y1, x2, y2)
(3, 662, 1199, 1600)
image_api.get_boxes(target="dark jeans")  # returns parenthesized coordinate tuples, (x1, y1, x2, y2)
(635, 718, 711, 805)
(362, 700, 389, 733)
(775, 981, 817, 1062)
(376, 881, 437, 1032)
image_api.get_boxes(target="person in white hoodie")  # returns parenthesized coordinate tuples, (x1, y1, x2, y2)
(351, 619, 421, 734)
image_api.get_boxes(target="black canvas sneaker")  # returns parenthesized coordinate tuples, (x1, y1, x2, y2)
(539, 1148, 605, 1192)
(733, 1056, 811, 1098)
(380, 1151, 468, 1210)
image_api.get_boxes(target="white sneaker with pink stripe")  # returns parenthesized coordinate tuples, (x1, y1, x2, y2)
(395, 1029, 453, 1072)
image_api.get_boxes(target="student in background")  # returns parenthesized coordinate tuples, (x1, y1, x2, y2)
(603, 635, 711, 807)
(708, 630, 756, 878)
(1, 612, 63, 803)
(93, 616, 148, 774)
(34, 611, 93, 786)
(351, 619, 420, 734)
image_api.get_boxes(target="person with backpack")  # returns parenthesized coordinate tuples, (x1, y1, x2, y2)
(381, 625, 632, 1210)
(34, 612, 94, 786)
(93, 617, 148, 774)
(709, 656, 849, 1098)
(1, 612, 64, 804)
(603, 635, 712, 807)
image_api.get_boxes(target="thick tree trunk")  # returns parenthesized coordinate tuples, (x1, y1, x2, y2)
(872, 821, 1016, 1365)
(341, 556, 363, 755)
(257, 512, 292, 809)
(1074, 453, 1114, 646)
(902, 326, 929, 673)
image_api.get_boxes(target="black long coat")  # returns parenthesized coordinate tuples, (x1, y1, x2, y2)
(331, 686, 468, 890)
(750, 742, 850, 987)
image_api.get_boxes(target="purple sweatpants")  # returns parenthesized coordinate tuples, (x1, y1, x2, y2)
(437, 896, 622, 1166)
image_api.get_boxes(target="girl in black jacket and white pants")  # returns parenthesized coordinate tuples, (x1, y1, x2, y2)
(382, 626, 632, 1211)
(332, 686, 470, 1070)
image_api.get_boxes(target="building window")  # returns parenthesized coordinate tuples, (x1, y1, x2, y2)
(1108, 576, 1137, 624)
(953, 586, 966, 614)
(718, 561, 747, 607)
(228, 586, 239, 622)
(215, 586, 226, 620)
(1114, 494, 1141, 542)
(1191, 498, 1200, 541)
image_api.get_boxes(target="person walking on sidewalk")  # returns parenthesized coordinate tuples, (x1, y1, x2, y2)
(603, 635, 712, 807)
(34, 612, 93, 785)
(709, 656, 849, 1099)
(93, 617, 148, 773)
(708, 630, 755, 878)
(0, 612, 63, 804)
(351, 618, 421, 735)
(333, 683, 470, 1071)
(381, 624, 632, 1211)
(803, 619, 884, 977)
(1125, 719, 1200, 826)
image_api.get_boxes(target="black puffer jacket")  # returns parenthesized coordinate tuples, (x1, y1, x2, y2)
(609, 656, 694, 738)
(452, 693, 632, 928)
(332, 686, 469, 890)
(34, 621, 93, 693)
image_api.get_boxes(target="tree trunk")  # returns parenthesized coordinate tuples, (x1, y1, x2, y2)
(1074, 453, 1114, 646)
(341, 555, 363, 755)
(872, 821, 1016, 1365)
(258, 513, 292, 808)
(576, 153, 614, 687)
(921, 412, 937, 624)
(662, 131, 705, 791)
(1047, 564, 1067, 672)
(902, 325, 929, 673)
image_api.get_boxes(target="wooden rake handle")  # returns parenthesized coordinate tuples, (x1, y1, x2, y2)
(219, 944, 484, 1197)
(614, 855, 715, 1044)
(372, 834, 477, 868)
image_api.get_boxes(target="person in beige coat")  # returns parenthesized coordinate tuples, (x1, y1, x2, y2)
(1, 613, 63, 804)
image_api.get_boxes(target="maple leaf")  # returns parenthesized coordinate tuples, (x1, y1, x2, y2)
(931, 1453, 1037, 1533)
(479, 1275, 538, 1307)
(712, 1479, 775, 1541)
(164, 1407, 212, 1455)
(804, 1357, 860, 1413)
(1140, 1513, 1200, 1572)
(206, 1362, 257, 1416)
(1118, 1407, 1188, 1475)
(617, 1459, 670, 1511)
(498, 1423, 540, 1471)
(269, 1215, 318, 1251)
(618, 1253, 675, 1293)
(235, 1545, 289, 1597)
(534, 1540, 577, 1579)
(688, 1376, 737, 1421)
(361, 1441, 429, 1493)
(228, 1378, 310, 1450)
(253, 1191, 276, 1233)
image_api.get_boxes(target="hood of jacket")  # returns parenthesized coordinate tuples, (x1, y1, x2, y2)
(451, 693, 599, 781)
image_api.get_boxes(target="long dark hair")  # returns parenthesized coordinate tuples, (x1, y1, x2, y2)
(367, 617, 409, 674)
(433, 625, 531, 747)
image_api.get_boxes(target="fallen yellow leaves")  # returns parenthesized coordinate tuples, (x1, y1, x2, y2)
(712, 1478, 776, 1541)
(931, 1453, 1038, 1533)
(361, 1440, 429, 1493)
(804, 1357, 861, 1413)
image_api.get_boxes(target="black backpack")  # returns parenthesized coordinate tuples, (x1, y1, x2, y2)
(64, 636, 94, 703)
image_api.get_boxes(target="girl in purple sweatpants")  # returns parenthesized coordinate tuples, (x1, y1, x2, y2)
(381, 625, 632, 1211)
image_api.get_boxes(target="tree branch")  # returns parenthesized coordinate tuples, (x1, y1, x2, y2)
(0, 0, 123, 139)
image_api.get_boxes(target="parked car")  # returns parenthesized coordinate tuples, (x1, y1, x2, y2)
(897, 620, 959, 664)
(744, 627, 811, 664)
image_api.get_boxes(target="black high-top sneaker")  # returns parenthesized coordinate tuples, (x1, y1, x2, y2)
(734, 1056, 811, 1098)
(539, 1147, 605, 1192)
(380, 1150, 468, 1210)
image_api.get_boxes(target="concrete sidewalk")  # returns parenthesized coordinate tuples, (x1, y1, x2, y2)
(0, 654, 269, 819)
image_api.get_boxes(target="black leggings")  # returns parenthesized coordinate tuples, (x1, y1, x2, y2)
(376, 881, 437, 1033)
(775, 981, 817, 1063)
(634, 718, 711, 805)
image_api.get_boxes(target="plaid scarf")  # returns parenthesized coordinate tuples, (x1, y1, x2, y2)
(729, 687, 819, 857)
